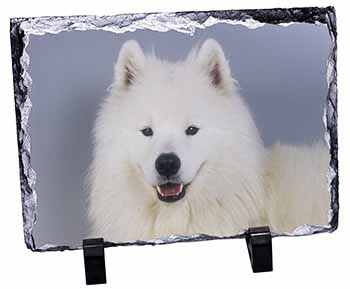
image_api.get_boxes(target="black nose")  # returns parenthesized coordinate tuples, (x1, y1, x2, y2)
(155, 153, 181, 177)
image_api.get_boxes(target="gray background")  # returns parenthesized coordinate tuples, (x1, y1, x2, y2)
(27, 23, 331, 247)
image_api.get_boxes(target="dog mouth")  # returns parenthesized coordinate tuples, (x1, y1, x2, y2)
(156, 183, 186, 203)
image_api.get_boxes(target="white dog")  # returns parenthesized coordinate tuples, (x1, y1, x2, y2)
(86, 39, 330, 242)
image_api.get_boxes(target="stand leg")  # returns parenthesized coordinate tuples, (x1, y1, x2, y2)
(83, 238, 107, 285)
(245, 226, 273, 273)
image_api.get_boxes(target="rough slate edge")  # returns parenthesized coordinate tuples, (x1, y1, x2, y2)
(9, 6, 338, 252)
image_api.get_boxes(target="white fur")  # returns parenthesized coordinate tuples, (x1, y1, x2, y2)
(86, 39, 330, 242)
(265, 142, 330, 232)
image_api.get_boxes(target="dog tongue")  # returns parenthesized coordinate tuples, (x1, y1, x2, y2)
(160, 184, 182, 196)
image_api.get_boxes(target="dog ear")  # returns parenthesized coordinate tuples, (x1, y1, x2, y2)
(114, 40, 145, 89)
(196, 39, 233, 94)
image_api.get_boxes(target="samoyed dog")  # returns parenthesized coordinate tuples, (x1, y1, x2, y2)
(86, 39, 330, 242)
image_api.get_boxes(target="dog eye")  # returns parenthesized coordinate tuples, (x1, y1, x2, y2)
(141, 127, 153, 137)
(185, 126, 199, 136)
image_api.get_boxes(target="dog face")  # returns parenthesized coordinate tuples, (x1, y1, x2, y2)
(96, 39, 262, 204)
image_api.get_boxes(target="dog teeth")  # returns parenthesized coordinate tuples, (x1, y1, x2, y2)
(156, 183, 184, 197)
(179, 184, 183, 192)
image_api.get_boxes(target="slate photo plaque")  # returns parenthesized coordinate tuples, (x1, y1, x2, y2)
(10, 6, 338, 251)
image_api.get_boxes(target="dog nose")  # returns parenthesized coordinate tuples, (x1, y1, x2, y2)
(155, 153, 181, 177)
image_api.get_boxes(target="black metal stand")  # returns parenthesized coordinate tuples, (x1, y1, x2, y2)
(83, 238, 107, 285)
(245, 226, 273, 273)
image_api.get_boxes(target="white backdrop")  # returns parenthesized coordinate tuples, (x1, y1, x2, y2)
(1, 0, 348, 288)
